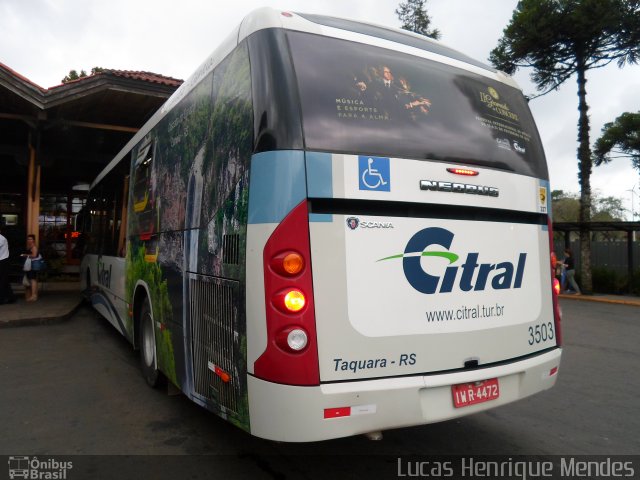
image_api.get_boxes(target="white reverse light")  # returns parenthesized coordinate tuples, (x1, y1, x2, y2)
(287, 329, 308, 351)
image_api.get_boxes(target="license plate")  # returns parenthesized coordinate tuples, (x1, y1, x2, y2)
(452, 378, 500, 408)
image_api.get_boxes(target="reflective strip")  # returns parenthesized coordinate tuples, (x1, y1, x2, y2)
(248, 151, 307, 224)
(324, 407, 351, 419)
(324, 404, 376, 419)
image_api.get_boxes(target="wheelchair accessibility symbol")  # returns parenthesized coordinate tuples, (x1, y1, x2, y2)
(359, 156, 390, 192)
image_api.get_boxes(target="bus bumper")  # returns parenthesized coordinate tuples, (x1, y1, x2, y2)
(247, 348, 561, 442)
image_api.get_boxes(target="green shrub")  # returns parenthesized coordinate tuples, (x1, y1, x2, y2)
(591, 267, 640, 295)
(629, 270, 640, 296)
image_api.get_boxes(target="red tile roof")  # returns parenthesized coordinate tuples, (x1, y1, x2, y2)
(1, 63, 183, 107)
(47, 69, 183, 90)
(106, 70, 183, 87)
(0, 62, 47, 91)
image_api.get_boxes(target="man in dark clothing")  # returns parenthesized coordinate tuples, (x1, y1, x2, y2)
(0, 225, 16, 304)
(563, 248, 581, 295)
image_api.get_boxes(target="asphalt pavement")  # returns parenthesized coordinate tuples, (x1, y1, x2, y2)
(0, 298, 638, 479)
(0, 281, 638, 328)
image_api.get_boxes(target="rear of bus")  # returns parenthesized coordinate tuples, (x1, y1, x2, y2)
(243, 12, 561, 442)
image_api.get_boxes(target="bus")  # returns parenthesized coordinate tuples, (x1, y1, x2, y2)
(81, 8, 562, 442)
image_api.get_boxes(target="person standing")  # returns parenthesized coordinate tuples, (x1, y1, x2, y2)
(563, 248, 581, 295)
(0, 225, 16, 304)
(21, 234, 41, 301)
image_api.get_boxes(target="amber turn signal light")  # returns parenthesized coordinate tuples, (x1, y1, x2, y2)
(283, 253, 304, 275)
(270, 251, 305, 277)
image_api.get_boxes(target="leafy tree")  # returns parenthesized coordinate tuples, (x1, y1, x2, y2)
(592, 196, 626, 222)
(552, 190, 627, 240)
(61, 66, 105, 84)
(552, 190, 581, 222)
(552, 190, 626, 222)
(490, 0, 640, 293)
(61, 69, 86, 83)
(594, 111, 640, 173)
(396, 0, 441, 39)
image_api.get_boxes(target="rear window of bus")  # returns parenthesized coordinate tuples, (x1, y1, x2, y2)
(287, 31, 548, 179)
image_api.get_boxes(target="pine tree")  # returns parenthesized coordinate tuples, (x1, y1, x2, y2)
(396, 0, 441, 39)
(594, 111, 640, 173)
(490, 0, 640, 293)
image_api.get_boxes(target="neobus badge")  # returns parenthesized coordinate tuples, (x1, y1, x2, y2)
(420, 180, 499, 197)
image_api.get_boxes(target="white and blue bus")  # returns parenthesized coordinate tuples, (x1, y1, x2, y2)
(81, 8, 562, 442)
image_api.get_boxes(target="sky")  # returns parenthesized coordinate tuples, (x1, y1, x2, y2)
(1, 0, 639, 219)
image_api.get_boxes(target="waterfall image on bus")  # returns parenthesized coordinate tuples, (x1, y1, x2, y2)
(81, 8, 562, 442)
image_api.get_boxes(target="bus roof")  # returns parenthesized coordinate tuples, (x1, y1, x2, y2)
(92, 7, 519, 189)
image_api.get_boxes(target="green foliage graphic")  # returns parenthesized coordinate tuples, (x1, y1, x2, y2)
(126, 245, 177, 385)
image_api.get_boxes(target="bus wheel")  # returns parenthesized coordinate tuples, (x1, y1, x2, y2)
(140, 298, 165, 388)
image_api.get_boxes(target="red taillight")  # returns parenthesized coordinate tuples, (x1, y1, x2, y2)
(254, 200, 319, 385)
(447, 167, 479, 176)
(548, 217, 563, 346)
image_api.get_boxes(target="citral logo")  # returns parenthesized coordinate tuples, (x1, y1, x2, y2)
(377, 227, 526, 294)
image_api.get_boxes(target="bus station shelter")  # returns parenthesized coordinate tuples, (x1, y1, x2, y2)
(0, 63, 181, 274)
(554, 221, 640, 290)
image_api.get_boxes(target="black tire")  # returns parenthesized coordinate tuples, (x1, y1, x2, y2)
(139, 298, 165, 388)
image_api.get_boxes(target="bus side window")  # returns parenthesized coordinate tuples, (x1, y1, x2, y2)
(133, 145, 152, 214)
(86, 187, 102, 255)
(99, 185, 115, 256)
(118, 176, 129, 257)
(131, 144, 154, 241)
(88, 156, 130, 257)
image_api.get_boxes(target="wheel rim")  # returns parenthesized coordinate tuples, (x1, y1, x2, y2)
(142, 313, 155, 368)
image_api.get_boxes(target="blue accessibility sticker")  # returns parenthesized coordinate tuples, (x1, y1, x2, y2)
(359, 156, 390, 192)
